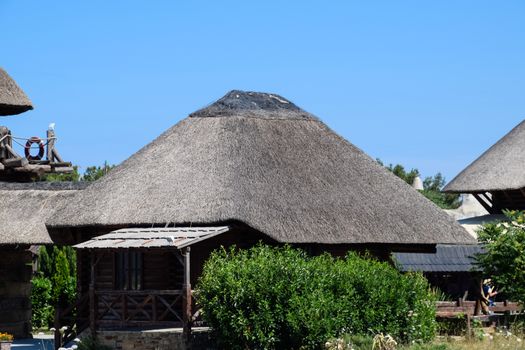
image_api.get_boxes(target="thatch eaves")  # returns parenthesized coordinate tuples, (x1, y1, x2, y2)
(0, 182, 85, 245)
(444, 120, 525, 193)
(47, 91, 474, 245)
(0, 67, 33, 116)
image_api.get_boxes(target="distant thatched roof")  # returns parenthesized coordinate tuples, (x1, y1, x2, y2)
(444, 120, 525, 193)
(48, 90, 474, 245)
(0, 68, 33, 116)
(0, 182, 86, 245)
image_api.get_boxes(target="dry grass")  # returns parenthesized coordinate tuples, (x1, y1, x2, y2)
(399, 333, 525, 350)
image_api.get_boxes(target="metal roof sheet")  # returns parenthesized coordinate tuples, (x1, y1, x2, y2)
(394, 244, 485, 273)
(74, 226, 230, 249)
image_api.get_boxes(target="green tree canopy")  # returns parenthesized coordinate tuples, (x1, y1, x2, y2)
(476, 210, 525, 303)
(377, 159, 460, 209)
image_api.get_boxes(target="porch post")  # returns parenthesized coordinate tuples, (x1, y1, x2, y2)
(182, 247, 192, 341)
(89, 250, 96, 335)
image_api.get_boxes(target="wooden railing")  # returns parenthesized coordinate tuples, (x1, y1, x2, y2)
(436, 300, 522, 336)
(436, 300, 521, 318)
(94, 290, 184, 328)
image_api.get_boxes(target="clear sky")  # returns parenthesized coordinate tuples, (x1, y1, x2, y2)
(1, 1, 524, 182)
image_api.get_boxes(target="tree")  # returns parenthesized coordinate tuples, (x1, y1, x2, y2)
(476, 210, 525, 303)
(31, 161, 115, 328)
(377, 159, 460, 209)
(41, 166, 81, 182)
(82, 161, 114, 181)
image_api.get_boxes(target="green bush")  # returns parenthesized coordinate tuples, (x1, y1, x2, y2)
(196, 245, 437, 349)
(31, 277, 54, 329)
(476, 210, 525, 303)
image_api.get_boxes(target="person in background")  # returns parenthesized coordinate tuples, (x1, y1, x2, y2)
(483, 278, 498, 307)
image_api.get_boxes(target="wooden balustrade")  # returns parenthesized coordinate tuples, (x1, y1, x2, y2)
(94, 290, 185, 328)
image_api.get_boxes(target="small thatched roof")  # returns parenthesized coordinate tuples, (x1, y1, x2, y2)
(0, 182, 86, 245)
(0, 67, 33, 116)
(48, 90, 474, 245)
(444, 120, 525, 193)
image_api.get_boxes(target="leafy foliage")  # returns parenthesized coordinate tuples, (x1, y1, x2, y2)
(32, 162, 115, 329)
(82, 161, 114, 182)
(41, 166, 81, 182)
(32, 246, 77, 328)
(30, 277, 54, 329)
(196, 245, 437, 349)
(476, 210, 525, 303)
(377, 159, 460, 209)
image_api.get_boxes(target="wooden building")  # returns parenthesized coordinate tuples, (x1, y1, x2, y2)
(0, 67, 79, 339)
(46, 90, 475, 336)
(394, 244, 484, 300)
(0, 182, 83, 338)
(444, 120, 525, 212)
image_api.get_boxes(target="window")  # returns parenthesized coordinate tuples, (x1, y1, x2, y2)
(115, 251, 143, 290)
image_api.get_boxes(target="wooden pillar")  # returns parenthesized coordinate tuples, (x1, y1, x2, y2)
(182, 247, 192, 342)
(53, 307, 62, 350)
(89, 251, 97, 335)
(46, 129, 55, 162)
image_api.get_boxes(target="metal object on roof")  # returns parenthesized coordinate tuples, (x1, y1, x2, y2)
(74, 226, 230, 249)
(393, 244, 485, 273)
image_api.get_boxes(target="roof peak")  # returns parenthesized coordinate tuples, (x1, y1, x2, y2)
(189, 90, 318, 120)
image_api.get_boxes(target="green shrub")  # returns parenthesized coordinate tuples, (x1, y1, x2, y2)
(77, 335, 113, 350)
(31, 277, 53, 329)
(196, 245, 437, 349)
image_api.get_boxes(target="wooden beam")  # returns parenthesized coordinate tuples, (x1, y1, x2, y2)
(480, 192, 493, 205)
(89, 251, 97, 335)
(473, 193, 493, 213)
(2, 157, 28, 168)
(52, 148, 64, 163)
(502, 191, 513, 203)
(182, 247, 192, 341)
(47, 129, 55, 162)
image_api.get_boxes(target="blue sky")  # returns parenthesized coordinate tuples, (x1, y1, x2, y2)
(1, 1, 524, 182)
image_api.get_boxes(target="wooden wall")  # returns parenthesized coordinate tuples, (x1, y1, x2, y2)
(0, 246, 32, 338)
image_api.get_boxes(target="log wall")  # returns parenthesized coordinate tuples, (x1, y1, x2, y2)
(0, 246, 32, 338)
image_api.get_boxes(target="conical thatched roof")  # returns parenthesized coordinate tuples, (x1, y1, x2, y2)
(0, 182, 87, 245)
(444, 120, 525, 193)
(48, 90, 474, 245)
(0, 68, 33, 116)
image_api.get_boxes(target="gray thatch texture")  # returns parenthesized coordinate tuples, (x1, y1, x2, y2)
(444, 120, 525, 193)
(0, 182, 83, 245)
(48, 90, 474, 245)
(0, 67, 33, 116)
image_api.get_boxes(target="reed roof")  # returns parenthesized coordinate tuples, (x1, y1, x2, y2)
(444, 120, 525, 193)
(0, 182, 86, 245)
(48, 91, 473, 245)
(0, 67, 33, 116)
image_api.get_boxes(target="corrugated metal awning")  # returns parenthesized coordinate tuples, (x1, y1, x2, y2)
(74, 226, 230, 249)
(393, 244, 484, 273)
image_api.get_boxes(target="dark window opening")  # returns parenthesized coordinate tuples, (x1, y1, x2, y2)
(115, 251, 143, 290)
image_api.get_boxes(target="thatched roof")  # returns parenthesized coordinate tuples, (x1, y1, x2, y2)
(0, 67, 33, 116)
(444, 120, 525, 193)
(48, 90, 474, 245)
(0, 182, 86, 245)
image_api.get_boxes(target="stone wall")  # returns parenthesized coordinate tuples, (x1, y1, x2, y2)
(97, 328, 215, 350)
(0, 247, 32, 338)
